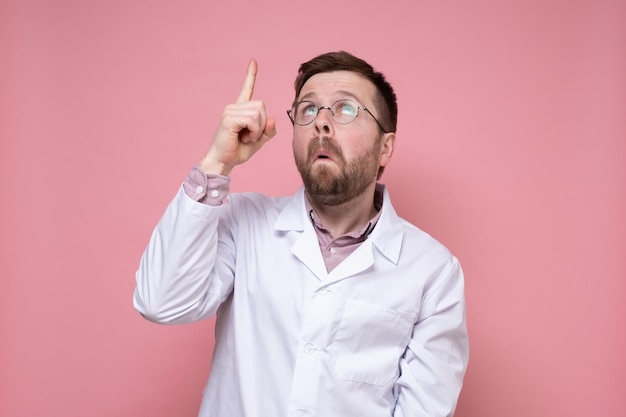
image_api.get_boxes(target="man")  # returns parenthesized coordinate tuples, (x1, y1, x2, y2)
(134, 51, 469, 417)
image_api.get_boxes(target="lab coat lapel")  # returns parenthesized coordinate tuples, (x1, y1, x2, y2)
(274, 187, 328, 281)
(327, 240, 375, 282)
(291, 225, 327, 281)
(327, 186, 405, 283)
(274, 185, 405, 284)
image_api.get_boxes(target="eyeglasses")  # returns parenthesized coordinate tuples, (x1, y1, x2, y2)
(287, 99, 391, 133)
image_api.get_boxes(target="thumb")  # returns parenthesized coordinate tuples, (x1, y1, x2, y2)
(263, 117, 277, 139)
(252, 117, 276, 151)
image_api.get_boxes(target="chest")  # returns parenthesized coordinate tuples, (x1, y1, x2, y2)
(231, 226, 425, 344)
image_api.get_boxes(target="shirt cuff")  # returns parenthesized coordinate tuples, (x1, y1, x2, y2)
(182, 165, 230, 206)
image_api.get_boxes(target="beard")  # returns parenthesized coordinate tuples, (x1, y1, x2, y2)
(294, 136, 381, 206)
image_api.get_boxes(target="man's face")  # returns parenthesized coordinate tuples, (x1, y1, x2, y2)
(292, 71, 393, 206)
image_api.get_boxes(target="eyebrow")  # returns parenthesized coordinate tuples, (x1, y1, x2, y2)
(298, 90, 362, 103)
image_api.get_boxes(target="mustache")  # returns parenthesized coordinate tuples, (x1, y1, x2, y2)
(307, 136, 344, 163)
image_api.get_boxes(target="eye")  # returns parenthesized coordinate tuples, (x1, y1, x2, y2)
(299, 102, 318, 116)
(335, 100, 358, 117)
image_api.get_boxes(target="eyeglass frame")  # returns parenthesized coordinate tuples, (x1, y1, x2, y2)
(286, 99, 392, 133)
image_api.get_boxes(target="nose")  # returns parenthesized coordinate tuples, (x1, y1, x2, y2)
(314, 106, 334, 135)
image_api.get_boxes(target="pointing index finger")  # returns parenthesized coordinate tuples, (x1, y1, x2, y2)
(236, 59, 257, 103)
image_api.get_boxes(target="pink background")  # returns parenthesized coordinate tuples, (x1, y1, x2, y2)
(2, 1, 624, 416)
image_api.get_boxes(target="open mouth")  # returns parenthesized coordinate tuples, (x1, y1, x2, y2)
(312, 149, 334, 161)
(312, 154, 335, 165)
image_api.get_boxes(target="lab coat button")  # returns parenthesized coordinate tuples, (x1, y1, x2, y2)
(304, 343, 317, 354)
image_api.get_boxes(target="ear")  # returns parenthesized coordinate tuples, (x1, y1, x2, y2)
(378, 132, 396, 167)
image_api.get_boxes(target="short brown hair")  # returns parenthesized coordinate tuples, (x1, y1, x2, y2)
(293, 51, 398, 133)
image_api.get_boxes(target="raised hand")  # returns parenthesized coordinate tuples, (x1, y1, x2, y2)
(199, 59, 277, 176)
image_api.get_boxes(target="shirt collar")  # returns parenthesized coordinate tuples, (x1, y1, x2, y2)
(304, 184, 384, 240)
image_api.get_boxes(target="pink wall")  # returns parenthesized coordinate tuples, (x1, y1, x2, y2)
(2, 1, 624, 416)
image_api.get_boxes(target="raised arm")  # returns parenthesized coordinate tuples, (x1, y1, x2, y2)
(133, 59, 275, 324)
(198, 59, 276, 176)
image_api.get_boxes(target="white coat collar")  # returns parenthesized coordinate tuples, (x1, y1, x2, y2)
(274, 185, 405, 273)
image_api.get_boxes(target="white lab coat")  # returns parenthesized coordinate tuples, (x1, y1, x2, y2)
(134, 184, 469, 417)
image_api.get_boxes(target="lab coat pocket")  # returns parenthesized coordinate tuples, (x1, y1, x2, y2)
(331, 298, 417, 386)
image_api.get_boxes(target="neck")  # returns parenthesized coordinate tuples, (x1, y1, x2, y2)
(307, 183, 379, 238)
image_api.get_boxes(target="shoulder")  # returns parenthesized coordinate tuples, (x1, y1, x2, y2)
(226, 191, 295, 219)
(398, 214, 453, 253)
(381, 194, 458, 269)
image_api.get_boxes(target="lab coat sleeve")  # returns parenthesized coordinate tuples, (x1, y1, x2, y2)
(133, 187, 237, 324)
(393, 257, 469, 417)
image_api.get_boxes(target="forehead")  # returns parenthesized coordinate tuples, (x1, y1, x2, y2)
(298, 71, 377, 102)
